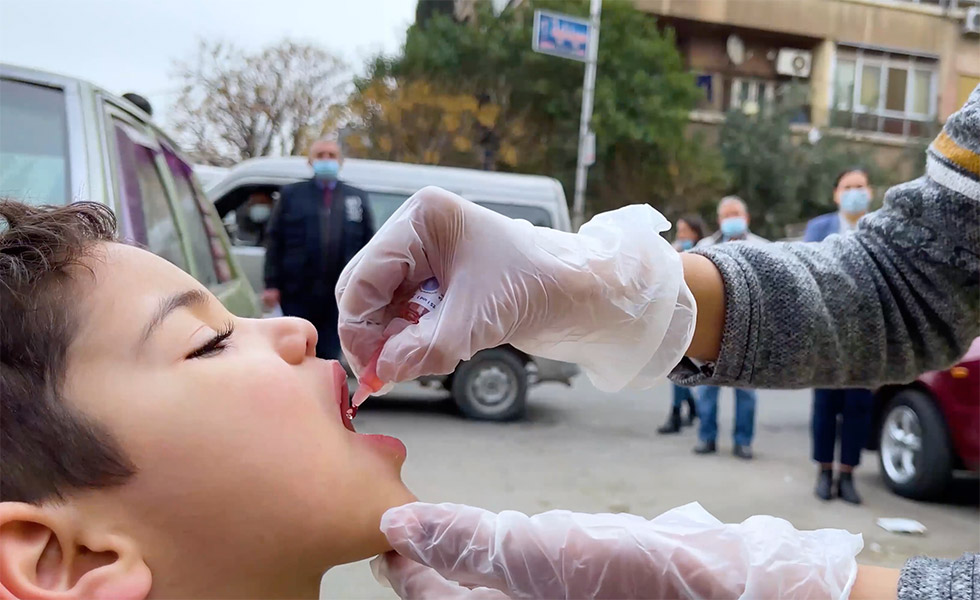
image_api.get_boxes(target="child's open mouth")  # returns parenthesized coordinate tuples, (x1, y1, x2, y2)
(332, 361, 356, 433)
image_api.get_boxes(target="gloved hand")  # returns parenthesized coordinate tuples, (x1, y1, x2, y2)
(335, 186, 695, 392)
(374, 502, 862, 600)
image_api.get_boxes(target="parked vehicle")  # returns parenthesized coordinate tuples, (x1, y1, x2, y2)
(193, 164, 230, 190)
(0, 63, 259, 317)
(870, 337, 980, 500)
(206, 156, 579, 421)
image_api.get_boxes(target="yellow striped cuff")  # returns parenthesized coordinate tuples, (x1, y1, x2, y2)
(930, 131, 980, 178)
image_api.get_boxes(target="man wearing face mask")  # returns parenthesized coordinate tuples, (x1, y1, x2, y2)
(694, 196, 768, 459)
(263, 138, 374, 359)
(803, 167, 874, 504)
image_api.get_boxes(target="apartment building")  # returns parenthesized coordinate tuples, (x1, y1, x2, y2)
(636, 0, 979, 162)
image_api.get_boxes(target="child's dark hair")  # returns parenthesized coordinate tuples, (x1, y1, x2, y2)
(677, 214, 705, 242)
(1, 200, 136, 503)
(834, 166, 870, 188)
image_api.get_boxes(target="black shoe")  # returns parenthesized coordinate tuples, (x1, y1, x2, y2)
(693, 440, 717, 454)
(657, 412, 681, 434)
(657, 406, 682, 434)
(733, 444, 753, 460)
(815, 468, 834, 501)
(836, 472, 863, 504)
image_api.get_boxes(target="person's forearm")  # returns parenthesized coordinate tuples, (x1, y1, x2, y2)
(680, 253, 724, 362)
(851, 565, 900, 600)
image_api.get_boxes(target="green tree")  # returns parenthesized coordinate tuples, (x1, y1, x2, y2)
(349, 0, 717, 218)
(718, 103, 807, 238)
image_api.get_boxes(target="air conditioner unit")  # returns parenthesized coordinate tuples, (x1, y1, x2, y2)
(776, 48, 812, 78)
(964, 7, 980, 35)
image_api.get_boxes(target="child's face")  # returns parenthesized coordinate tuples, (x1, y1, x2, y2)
(64, 243, 415, 597)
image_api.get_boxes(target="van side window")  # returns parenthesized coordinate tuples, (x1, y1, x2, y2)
(110, 119, 188, 271)
(161, 145, 231, 284)
(0, 79, 69, 206)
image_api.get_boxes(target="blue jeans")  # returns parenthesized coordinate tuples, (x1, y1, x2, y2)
(672, 384, 698, 412)
(696, 386, 757, 446)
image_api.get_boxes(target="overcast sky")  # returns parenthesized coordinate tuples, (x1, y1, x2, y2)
(0, 0, 416, 124)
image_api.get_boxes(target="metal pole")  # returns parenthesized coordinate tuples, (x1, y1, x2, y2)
(572, 0, 601, 231)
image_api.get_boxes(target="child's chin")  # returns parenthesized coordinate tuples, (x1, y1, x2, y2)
(369, 486, 418, 552)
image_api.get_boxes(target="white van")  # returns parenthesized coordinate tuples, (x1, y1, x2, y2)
(206, 156, 579, 421)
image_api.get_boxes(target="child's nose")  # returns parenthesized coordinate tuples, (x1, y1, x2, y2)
(268, 317, 318, 363)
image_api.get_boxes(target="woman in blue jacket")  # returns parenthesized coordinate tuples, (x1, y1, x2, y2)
(804, 166, 875, 503)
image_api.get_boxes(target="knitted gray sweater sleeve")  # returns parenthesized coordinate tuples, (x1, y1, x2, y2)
(899, 554, 979, 600)
(669, 86, 980, 390)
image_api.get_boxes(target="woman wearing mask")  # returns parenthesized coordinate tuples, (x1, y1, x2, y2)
(658, 215, 704, 434)
(803, 167, 875, 503)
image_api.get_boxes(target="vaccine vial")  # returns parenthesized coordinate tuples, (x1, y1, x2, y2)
(403, 277, 443, 323)
(348, 278, 443, 417)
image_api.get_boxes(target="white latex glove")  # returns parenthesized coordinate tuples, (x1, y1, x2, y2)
(371, 552, 509, 600)
(335, 186, 695, 392)
(374, 502, 862, 600)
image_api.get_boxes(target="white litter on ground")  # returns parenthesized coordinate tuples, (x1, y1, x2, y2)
(876, 518, 927, 535)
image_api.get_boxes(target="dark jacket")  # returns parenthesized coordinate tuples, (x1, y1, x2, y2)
(803, 212, 843, 242)
(264, 179, 373, 299)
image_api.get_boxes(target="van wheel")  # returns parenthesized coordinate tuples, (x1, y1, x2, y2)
(452, 349, 527, 421)
(877, 389, 953, 500)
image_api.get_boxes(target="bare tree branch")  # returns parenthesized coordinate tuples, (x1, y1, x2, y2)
(169, 39, 348, 165)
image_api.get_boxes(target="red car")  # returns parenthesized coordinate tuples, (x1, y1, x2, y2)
(871, 337, 980, 500)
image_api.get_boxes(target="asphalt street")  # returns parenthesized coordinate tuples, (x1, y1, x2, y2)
(321, 376, 979, 599)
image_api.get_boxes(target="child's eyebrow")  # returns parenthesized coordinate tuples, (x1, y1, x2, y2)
(139, 289, 210, 346)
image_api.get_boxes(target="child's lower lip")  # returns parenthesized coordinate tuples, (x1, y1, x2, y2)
(358, 434, 407, 457)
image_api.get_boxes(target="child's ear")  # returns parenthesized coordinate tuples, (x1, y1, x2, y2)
(0, 502, 151, 600)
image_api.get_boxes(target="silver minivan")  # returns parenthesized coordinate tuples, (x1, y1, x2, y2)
(206, 156, 579, 421)
(0, 63, 260, 318)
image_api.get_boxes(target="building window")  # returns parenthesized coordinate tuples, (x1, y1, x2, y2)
(730, 77, 777, 112)
(832, 46, 937, 137)
(893, 0, 948, 5)
(727, 77, 810, 123)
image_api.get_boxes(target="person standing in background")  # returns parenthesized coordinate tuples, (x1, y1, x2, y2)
(693, 197, 768, 459)
(804, 167, 875, 503)
(236, 190, 275, 247)
(657, 215, 704, 434)
(263, 138, 374, 359)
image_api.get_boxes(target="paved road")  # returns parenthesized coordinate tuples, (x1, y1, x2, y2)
(321, 377, 979, 599)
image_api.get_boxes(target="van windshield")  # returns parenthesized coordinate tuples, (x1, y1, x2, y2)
(0, 79, 70, 206)
(368, 192, 553, 229)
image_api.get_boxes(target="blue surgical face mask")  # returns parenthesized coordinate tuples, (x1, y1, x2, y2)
(312, 159, 340, 180)
(676, 239, 694, 251)
(720, 216, 748, 238)
(249, 203, 272, 223)
(840, 188, 870, 214)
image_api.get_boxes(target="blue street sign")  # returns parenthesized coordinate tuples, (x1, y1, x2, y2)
(532, 10, 590, 62)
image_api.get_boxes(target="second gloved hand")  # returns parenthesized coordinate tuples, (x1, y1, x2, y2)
(335, 186, 695, 392)
(375, 502, 863, 599)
